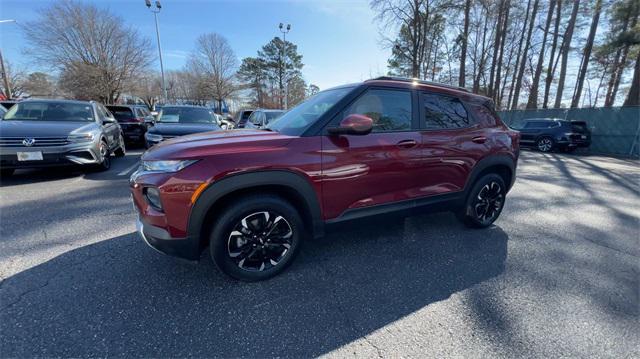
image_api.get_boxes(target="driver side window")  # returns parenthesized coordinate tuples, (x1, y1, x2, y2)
(345, 89, 412, 132)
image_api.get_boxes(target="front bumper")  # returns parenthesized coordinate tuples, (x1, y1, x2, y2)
(136, 216, 199, 260)
(0, 142, 101, 169)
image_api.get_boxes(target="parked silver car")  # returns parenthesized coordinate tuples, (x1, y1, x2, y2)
(0, 99, 126, 176)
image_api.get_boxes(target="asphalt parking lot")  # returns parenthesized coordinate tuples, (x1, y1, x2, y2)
(0, 150, 638, 358)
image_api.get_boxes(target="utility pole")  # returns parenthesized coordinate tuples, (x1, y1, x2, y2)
(279, 23, 290, 110)
(145, 0, 167, 104)
(0, 19, 17, 100)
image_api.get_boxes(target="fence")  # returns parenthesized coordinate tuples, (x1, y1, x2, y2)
(498, 106, 640, 157)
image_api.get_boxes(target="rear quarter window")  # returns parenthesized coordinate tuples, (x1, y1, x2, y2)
(467, 103, 497, 127)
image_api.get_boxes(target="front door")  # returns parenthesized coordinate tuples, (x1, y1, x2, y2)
(320, 88, 423, 220)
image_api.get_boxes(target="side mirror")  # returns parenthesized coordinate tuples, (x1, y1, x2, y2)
(144, 116, 155, 126)
(102, 117, 116, 125)
(328, 114, 373, 136)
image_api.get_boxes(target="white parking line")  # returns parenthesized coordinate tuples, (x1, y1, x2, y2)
(118, 162, 139, 176)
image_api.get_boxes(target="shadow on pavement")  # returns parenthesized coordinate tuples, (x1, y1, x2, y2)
(0, 214, 509, 357)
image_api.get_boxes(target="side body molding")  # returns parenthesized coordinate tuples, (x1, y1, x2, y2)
(187, 170, 324, 248)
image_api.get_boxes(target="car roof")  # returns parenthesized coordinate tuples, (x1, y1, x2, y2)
(255, 109, 284, 112)
(363, 76, 491, 102)
(18, 98, 94, 106)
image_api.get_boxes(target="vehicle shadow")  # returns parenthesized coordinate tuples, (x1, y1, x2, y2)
(0, 213, 509, 357)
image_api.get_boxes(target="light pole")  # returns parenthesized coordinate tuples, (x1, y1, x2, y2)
(279, 22, 290, 110)
(145, 0, 167, 104)
(0, 19, 17, 100)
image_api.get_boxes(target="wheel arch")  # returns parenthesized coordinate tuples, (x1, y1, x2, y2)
(188, 170, 323, 253)
(464, 155, 517, 196)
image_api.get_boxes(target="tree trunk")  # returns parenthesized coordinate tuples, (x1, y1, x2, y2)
(526, 0, 556, 109)
(488, 0, 505, 97)
(554, 0, 580, 108)
(459, 0, 472, 87)
(511, 0, 539, 110)
(543, 0, 562, 108)
(493, 0, 511, 107)
(571, 0, 602, 108)
(623, 50, 640, 106)
(507, 0, 532, 108)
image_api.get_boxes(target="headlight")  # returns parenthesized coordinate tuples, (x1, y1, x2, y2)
(142, 160, 198, 173)
(145, 133, 163, 142)
(67, 133, 95, 143)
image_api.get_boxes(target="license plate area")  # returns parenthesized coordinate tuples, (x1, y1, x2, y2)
(17, 151, 44, 161)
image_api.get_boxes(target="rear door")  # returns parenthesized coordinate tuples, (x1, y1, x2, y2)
(418, 92, 489, 196)
(518, 120, 547, 144)
(320, 88, 423, 220)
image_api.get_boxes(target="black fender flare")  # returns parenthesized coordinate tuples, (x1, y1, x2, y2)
(464, 154, 517, 196)
(187, 170, 324, 247)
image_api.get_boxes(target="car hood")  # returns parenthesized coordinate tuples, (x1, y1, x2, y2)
(148, 123, 219, 136)
(143, 129, 295, 160)
(0, 120, 98, 137)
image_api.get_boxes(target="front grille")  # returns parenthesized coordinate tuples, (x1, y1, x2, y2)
(0, 136, 70, 147)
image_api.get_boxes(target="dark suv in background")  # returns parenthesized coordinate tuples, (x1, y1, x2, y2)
(105, 105, 154, 145)
(131, 76, 520, 281)
(510, 118, 591, 152)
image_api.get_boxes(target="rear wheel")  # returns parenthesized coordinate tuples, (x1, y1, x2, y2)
(209, 195, 304, 281)
(536, 137, 554, 152)
(458, 174, 506, 228)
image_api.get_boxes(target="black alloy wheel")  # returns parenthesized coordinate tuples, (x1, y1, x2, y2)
(227, 211, 293, 272)
(459, 173, 506, 228)
(210, 194, 304, 281)
(537, 137, 554, 152)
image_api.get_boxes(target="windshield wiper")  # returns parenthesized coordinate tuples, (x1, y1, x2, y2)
(262, 127, 277, 132)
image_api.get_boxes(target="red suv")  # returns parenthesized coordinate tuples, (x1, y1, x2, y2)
(130, 77, 520, 281)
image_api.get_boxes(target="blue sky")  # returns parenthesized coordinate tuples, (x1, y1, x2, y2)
(0, 0, 391, 91)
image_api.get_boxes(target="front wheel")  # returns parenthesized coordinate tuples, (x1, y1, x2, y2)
(458, 174, 506, 228)
(114, 134, 126, 157)
(209, 195, 304, 281)
(94, 140, 111, 171)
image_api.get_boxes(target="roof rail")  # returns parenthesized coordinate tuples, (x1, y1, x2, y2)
(367, 76, 471, 93)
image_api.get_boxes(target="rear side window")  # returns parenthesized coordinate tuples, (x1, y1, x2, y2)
(422, 94, 470, 129)
(467, 103, 497, 127)
(108, 107, 134, 120)
(345, 89, 412, 132)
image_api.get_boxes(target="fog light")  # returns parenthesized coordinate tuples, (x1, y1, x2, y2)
(144, 187, 163, 210)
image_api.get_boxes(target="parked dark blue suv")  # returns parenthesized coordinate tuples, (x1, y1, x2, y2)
(510, 118, 591, 152)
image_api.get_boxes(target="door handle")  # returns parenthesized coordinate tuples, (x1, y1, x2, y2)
(396, 139, 418, 148)
(472, 136, 487, 144)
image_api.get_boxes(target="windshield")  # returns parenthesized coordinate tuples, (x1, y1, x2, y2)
(266, 87, 354, 136)
(158, 107, 218, 125)
(3, 102, 95, 122)
(106, 106, 135, 120)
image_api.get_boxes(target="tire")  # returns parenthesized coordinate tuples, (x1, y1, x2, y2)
(0, 168, 15, 178)
(94, 140, 111, 171)
(536, 136, 554, 152)
(114, 134, 126, 157)
(458, 173, 507, 228)
(209, 194, 305, 282)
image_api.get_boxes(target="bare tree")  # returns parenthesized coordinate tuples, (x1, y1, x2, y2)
(0, 61, 25, 99)
(571, 0, 602, 108)
(22, 72, 55, 98)
(187, 33, 238, 112)
(22, 0, 152, 103)
(543, 0, 562, 108)
(371, 0, 427, 78)
(510, 0, 539, 109)
(459, 0, 472, 86)
(553, 0, 580, 108)
(526, 0, 556, 109)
